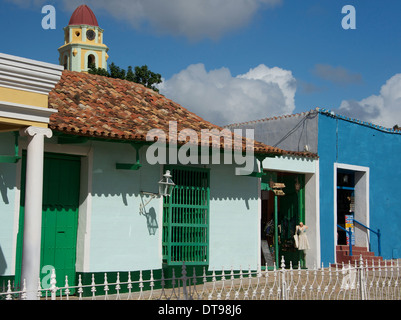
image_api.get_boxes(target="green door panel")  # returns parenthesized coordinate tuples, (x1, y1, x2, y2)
(15, 152, 81, 290)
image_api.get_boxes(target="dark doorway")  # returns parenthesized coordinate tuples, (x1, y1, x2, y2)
(261, 172, 305, 268)
(337, 170, 355, 245)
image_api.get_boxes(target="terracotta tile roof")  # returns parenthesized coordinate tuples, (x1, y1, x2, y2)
(48, 70, 316, 158)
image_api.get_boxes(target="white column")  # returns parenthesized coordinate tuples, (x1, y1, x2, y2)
(19, 126, 52, 300)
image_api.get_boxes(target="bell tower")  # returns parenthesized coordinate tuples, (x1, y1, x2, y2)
(58, 5, 109, 72)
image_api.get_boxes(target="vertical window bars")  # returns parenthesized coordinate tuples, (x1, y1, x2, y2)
(162, 166, 210, 265)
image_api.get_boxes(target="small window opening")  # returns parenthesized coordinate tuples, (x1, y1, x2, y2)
(88, 54, 96, 69)
(63, 56, 68, 70)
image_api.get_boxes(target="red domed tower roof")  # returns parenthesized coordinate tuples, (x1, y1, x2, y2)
(68, 5, 99, 26)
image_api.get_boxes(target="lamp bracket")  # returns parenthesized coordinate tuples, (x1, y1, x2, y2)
(139, 191, 159, 215)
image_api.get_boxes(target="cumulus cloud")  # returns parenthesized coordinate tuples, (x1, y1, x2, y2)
(7, 0, 282, 40)
(339, 74, 401, 128)
(158, 64, 297, 126)
(313, 64, 363, 85)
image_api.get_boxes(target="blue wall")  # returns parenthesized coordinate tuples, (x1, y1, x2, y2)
(318, 112, 401, 264)
(317, 114, 338, 264)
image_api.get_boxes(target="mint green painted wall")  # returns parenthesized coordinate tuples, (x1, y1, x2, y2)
(0, 132, 18, 276)
(88, 142, 162, 272)
(209, 163, 259, 270)
(88, 142, 261, 272)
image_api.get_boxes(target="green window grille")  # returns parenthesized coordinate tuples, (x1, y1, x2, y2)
(162, 166, 210, 265)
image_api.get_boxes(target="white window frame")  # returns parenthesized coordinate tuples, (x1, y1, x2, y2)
(333, 163, 370, 261)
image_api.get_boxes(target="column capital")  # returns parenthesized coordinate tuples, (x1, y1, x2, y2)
(20, 126, 53, 139)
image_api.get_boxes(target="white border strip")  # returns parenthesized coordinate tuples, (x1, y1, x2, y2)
(0, 100, 57, 124)
(333, 163, 370, 262)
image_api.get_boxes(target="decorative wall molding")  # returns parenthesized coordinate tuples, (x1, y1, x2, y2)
(0, 52, 63, 95)
(0, 100, 57, 123)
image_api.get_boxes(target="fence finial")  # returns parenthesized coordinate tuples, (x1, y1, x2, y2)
(6, 280, 13, 300)
(91, 274, 96, 299)
(50, 269, 57, 300)
(77, 274, 83, 300)
(104, 273, 109, 299)
(37, 277, 42, 300)
(64, 275, 70, 299)
(21, 279, 27, 300)
(115, 272, 121, 300)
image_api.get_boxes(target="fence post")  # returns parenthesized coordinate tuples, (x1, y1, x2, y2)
(64, 275, 70, 299)
(280, 256, 288, 300)
(50, 269, 57, 300)
(358, 256, 367, 300)
(21, 279, 27, 300)
(6, 280, 13, 300)
(181, 262, 188, 300)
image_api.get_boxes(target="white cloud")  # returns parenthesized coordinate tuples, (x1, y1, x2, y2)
(158, 64, 296, 126)
(313, 64, 362, 85)
(7, 0, 282, 40)
(339, 74, 401, 128)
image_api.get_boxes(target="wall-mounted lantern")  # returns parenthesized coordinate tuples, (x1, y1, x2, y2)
(158, 170, 175, 197)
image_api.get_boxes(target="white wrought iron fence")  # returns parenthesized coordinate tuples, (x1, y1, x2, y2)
(1, 256, 400, 300)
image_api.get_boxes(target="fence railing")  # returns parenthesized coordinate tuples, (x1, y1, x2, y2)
(1, 256, 400, 300)
(353, 219, 381, 257)
(337, 219, 382, 257)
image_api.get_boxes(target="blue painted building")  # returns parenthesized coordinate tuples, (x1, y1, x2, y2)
(229, 108, 401, 266)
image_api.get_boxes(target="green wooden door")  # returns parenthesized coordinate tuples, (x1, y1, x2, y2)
(40, 153, 81, 289)
(15, 153, 81, 289)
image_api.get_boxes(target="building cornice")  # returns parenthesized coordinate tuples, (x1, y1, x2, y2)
(0, 52, 64, 95)
(0, 100, 57, 124)
(58, 42, 109, 52)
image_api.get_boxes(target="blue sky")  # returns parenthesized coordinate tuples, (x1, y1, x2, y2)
(1, 0, 401, 127)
